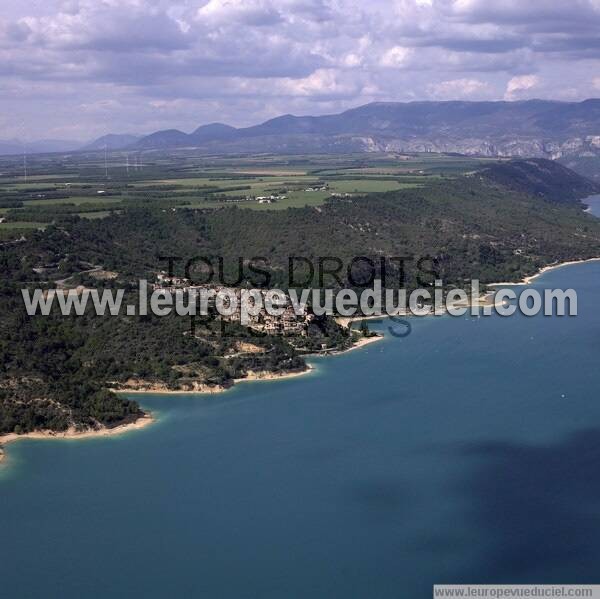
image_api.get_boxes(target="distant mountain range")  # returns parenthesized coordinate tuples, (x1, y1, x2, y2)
(80, 134, 141, 151)
(0, 134, 141, 156)
(3, 99, 600, 159)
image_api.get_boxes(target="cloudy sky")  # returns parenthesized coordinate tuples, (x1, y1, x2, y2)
(3, 0, 600, 141)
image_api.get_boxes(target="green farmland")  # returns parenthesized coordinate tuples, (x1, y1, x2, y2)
(0, 150, 500, 239)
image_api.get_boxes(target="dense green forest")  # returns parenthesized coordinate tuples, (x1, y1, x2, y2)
(7, 159, 599, 287)
(1, 158, 600, 436)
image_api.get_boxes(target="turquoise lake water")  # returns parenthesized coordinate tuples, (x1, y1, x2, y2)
(2, 201, 600, 597)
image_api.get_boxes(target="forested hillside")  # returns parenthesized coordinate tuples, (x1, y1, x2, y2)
(2, 159, 600, 436)
(480, 159, 599, 204)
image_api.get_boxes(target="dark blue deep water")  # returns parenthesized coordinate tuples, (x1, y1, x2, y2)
(2, 257, 600, 597)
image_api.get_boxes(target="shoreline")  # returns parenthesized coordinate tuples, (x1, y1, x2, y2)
(1, 331, 377, 463)
(335, 257, 600, 324)
(117, 331, 383, 396)
(0, 414, 154, 464)
(3, 257, 598, 465)
(234, 364, 315, 384)
(487, 257, 600, 287)
(335, 296, 500, 327)
(306, 333, 384, 355)
(115, 365, 316, 396)
(333, 333, 383, 354)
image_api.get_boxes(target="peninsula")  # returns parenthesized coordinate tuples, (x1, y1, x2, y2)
(2, 155, 600, 450)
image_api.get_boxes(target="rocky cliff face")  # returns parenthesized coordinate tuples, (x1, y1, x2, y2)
(81, 99, 600, 162)
(360, 135, 600, 159)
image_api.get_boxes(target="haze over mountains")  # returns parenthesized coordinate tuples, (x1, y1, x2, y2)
(4, 99, 600, 159)
(81, 134, 141, 151)
(0, 139, 81, 156)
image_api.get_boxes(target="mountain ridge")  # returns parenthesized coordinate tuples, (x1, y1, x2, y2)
(4, 99, 600, 159)
(124, 99, 600, 159)
(80, 134, 141, 152)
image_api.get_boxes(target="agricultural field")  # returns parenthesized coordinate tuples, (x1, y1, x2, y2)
(24, 196, 123, 206)
(0, 221, 46, 230)
(0, 220, 47, 241)
(0, 150, 500, 237)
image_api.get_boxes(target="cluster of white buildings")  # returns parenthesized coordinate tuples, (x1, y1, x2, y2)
(255, 194, 287, 204)
(231, 300, 313, 335)
(154, 273, 313, 335)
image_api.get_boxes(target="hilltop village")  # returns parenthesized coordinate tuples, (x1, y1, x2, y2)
(153, 272, 315, 335)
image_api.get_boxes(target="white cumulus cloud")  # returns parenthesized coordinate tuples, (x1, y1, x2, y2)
(428, 78, 490, 98)
(380, 46, 412, 68)
(0, 0, 599, 138)
(504, 74, 540, 99)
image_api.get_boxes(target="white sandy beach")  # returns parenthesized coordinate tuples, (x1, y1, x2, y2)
(234, 364, 315, 383)
(325, 333, 383, 354)
(488, 257, 600, 287)
(0, 414, 154, 464)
